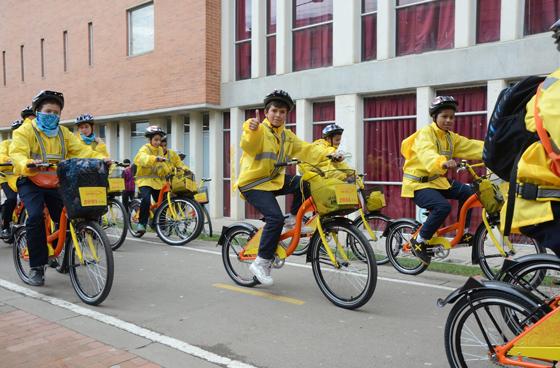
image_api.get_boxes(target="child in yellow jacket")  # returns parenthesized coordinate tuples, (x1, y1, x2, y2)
(0, 120, 23, 240)
(75, 114, 109, 158)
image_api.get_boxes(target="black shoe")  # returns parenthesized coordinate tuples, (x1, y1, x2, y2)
(0, 228, 11, 240)
(410, 238, 431, 266)
(48, 258, 59, 268)
(460, 232, 474, 245)
(27, 267, 45, 287)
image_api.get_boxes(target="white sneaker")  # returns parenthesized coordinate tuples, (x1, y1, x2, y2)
(249, 256, 274, 286)
(284, 214, 313, 234)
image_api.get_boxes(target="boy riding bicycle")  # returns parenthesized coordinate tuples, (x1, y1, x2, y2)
(401, 96, 483, 265)
(75, 114, 109, 157)
(235, 89, 327, 286)
(9, 90, 107, 286)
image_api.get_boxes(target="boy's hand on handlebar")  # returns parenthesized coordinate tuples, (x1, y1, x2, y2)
(156, 156, 166, 162)
(248, 110, 261, 131)
(442, 160, 457, 170)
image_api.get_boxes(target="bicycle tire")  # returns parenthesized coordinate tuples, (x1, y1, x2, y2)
(353, 213, 391, 265)
(310, 220, 377, 309)
(385, 222, 428, 275)
(201, 205, 213, 238)
(444, 289, 548, 368)
(221, 226, 259, 287)
(474, 222, 546, 279)
(12, 226, 33, 284)
(68, 220, 114, 305)
(127, 199, 143, 238)
(103, 198, 128, 250)
(154, 197, 204, 245)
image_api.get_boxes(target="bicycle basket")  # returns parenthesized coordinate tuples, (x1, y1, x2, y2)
(107, 165, 125, 194)
(304, 169, 359, 216)
(366, 190, 386, 212)
(171, 172, 197, 194)
(194, 186, 209, 204)
(57, 159, 109, 220)
(474, 178, 504, 216)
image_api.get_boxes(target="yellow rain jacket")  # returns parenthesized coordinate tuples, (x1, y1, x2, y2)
(502, 68, 560, 232)
(9, 120, 104, 177)
(299, 138, 353, 179)
(0, 140, 18, 191)
(235, 118, 326, 193)
(133, 143, 170, 190)
(163, 148, 190, 173)
(76, 133, 109, 158)
(401, 122, 483, 198)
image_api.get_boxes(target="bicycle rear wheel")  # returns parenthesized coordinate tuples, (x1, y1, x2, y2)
(221, 226, 259, 287)
(310, 220, 377, 309)
(68, 220, 114, 305)
(201, 205, 213, 238)
(127, 199, 143, 238)
(386, 222, 428, 275)
(353, 213, 390, 265)
(102, 198, 128, 250)
(500, 256, 560, 304)
(154, 197, 203, 245)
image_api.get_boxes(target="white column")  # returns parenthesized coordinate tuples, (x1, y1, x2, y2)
(118, 120, 131, 161)
(500, 0, 524, 41)
(377, 0, 396, 60)
(230, 107, 245, 220)
(454, 0, 476, 48)
(208, 111, 224, 219)
(487, 79, 507, 122)
(105, 122, 118, 159)
(296, 99, 313, 142)
(335, 94, 363, 172)
(333, 0, 360, 66)
(170, 115, 183, 152)
(189, 112, 204, 179)
(276, 0, 293, 74)
(416, 86, 435, 129)
(221, 0, 234, 83)
(251, 0, 267, 78)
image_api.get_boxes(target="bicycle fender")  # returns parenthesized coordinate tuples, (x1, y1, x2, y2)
(305, 217, 355, 263)
(382, 217, 420, 238)
(437, 277, 545, 308)
(217, 223, 258, 246)
(497, 253, 560, 280)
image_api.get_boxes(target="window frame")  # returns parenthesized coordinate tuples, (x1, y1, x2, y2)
(127, 2, 155, 57)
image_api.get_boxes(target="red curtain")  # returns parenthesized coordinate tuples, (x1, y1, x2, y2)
(236, 0, 251, 40)
(223, 112, 231, 217)
(268, 0, 277, 34)
(267, 36, 276, 75)
(293, 24, 333, 71)
(524, 0, 560, 35)
(236, 0, 252, 80)
(476, 0, 501, 44)
(364, 94, 417, 218)
(396, 0, 455, 56)
(293, 0, 333, 28)
(312, 101, 335, 140)
(236, 42, 251, 81)
(362, 13, 377, 61)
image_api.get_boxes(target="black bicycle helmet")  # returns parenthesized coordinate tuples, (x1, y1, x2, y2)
(75, 113, 94, 125)
(21, 106, 35, 119)
(11, 120, 23, 130)
(551, 18, 560, 51)
(144, 125, 166, 138)
(263, 89, 295, 112)
(322, 124, 344, 138)
(31, 90, 64, 112)
(429, 96, 458, 118)
(178, 152, 186, 160)
(161, 135, 168, 142)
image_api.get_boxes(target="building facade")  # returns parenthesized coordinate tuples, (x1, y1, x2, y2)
(1, 0, 559, 220)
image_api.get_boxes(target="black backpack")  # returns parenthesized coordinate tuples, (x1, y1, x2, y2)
(483, 75, 546, 235)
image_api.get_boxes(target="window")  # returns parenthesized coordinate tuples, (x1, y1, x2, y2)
(223, 112, 231, 217)
(2, 51, 5, 86)
(267, 0, 277, 75)
(40, 39, 45, 77)
(20, 45, 24, 82)
(524, 0, 560, 36)
(128, 2, 154, 56)
(362, 0, 378, 61)
(363, 94, 416, 218)
(292, 0, 333, 71)
(396, 0, 454, 56)
(312, 101, 335, 140)
(236, 0, 252, 80)
(476, 0, 500, 44)
(88, 22, 93, 65)
(63, 31, 68, 72)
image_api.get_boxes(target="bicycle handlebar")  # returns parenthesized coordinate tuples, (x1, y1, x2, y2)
(0, 163, 13, 167)
(27, 162, 55, 169)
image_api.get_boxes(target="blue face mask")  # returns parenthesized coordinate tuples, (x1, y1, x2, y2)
(80, 132, 96, 145)
(36, 112, 60, 137)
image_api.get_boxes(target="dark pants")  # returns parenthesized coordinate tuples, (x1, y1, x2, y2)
(520, 203, 560, 257)
(414, 180, 474, 240)
(17, 179, 63, 268)
(139, 186, 160, 226)
(243, 175, 303, 260)
(1, 182, 17, 230)
(122, 190, 135, 212)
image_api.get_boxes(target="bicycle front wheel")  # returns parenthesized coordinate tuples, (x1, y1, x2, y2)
(500, 255, 560, 303)
(12, 226, 32, 284)
(444, 289, 548, 368)
(154, 197, 204, 245)
(102, 198, 128, 250)
(127, 199, 143, 238)
(201, 205, 213, 238)
(310, 220, 377, 309)
(68, 220, 114, 305)
(353, 213, 390, 265)
(474, 222, 546, 279)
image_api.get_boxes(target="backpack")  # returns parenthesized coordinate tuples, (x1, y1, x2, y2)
(130, 163, 138, 177)
(482, 76, 546, 235)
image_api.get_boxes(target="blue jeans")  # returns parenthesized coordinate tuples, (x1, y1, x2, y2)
(243, 175, 303, 260)
(17, 178, 63, 268)
(413, 180, 474, 240)
(1, 182, 17, 230)
(139, 186, 160, 226)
